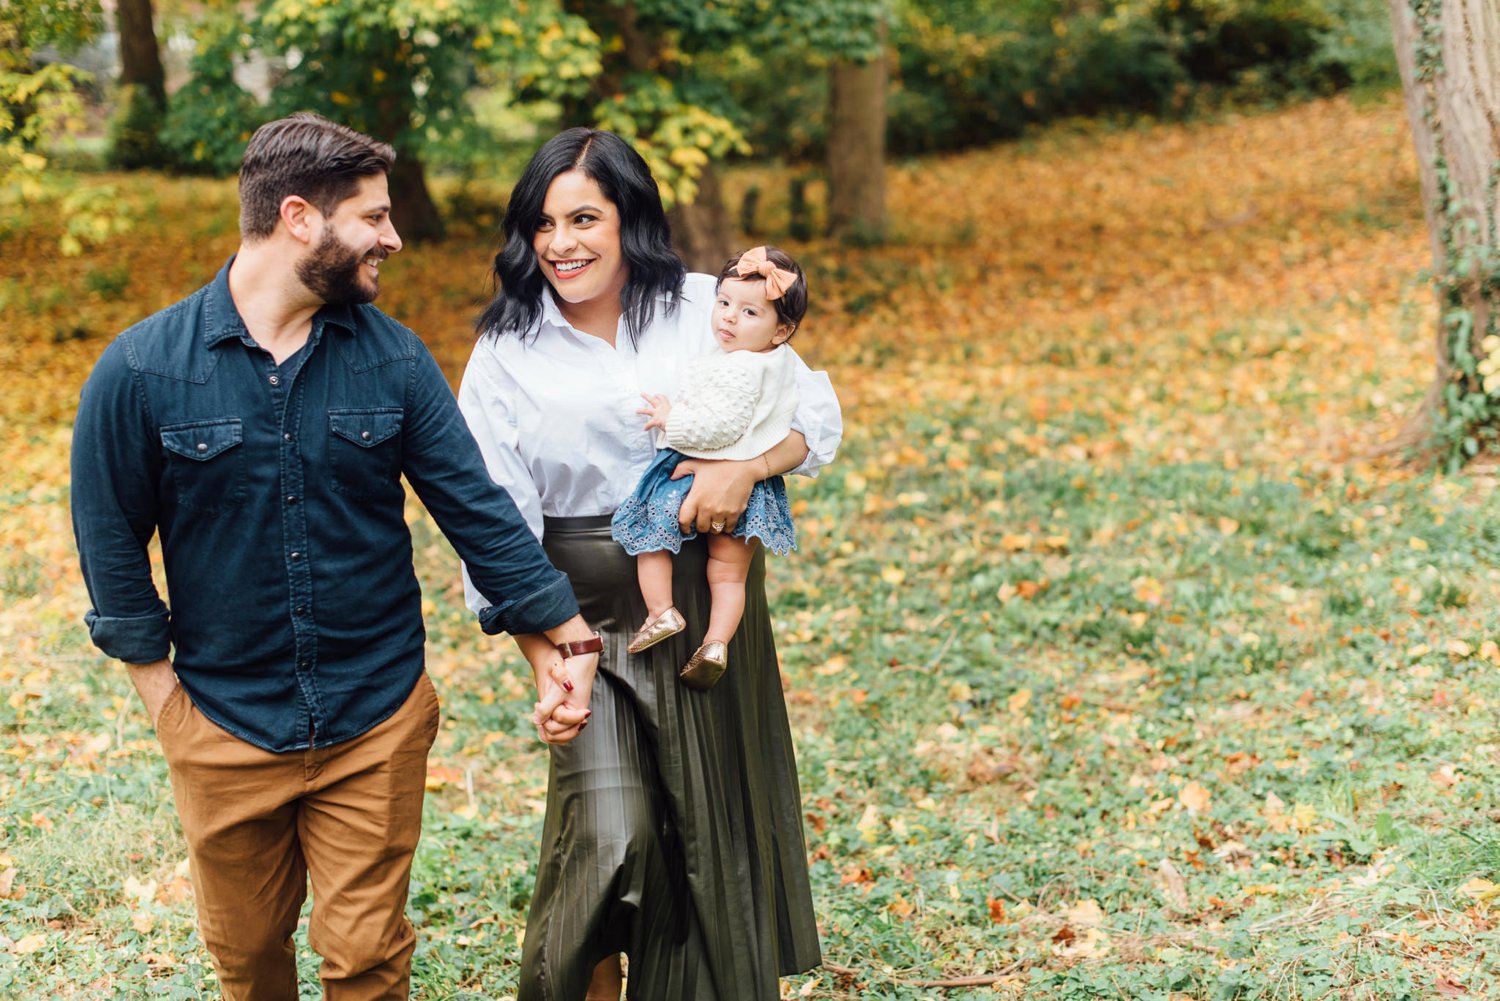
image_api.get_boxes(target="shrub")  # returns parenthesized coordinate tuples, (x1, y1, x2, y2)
(158, 15, 268, 176)
(717, 0, 1400, 160)
(105, 83, 166, 170)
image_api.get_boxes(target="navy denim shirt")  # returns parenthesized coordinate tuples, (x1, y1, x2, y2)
(71, 259, 579, 752)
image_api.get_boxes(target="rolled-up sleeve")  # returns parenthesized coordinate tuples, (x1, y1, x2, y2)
(71, 337, 172, 664)
(402, 336, 578, 635)
(787, 363, 843, 478)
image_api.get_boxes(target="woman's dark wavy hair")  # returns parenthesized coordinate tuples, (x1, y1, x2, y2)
(476, 128, 686, 345)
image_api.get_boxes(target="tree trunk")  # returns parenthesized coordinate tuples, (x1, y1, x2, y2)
(1385, 0, 1500, 455)
(828, 28, 888, 243)
(389, 149, 445, 243)
(669, 163, 733, 273)
(116, 0, 166, 105)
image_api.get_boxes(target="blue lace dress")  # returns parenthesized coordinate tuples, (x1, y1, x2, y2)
(611, 448, 796, 556)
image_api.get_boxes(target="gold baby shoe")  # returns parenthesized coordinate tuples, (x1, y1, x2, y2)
(626, 606, 686, 654)
(679, 641, 728, 690)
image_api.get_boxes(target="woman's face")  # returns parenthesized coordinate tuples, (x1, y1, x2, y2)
(532, 169, 628, 309)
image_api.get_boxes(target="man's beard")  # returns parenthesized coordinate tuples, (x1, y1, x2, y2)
(296, 229, 381, 306)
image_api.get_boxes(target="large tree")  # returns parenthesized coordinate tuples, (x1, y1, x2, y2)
(827, 18, 888, 242)
(116, 0, 164, 104)
(565, 0, 890, 267)
(1387, 0, 1500, 464)
(107, 0, 167, 168)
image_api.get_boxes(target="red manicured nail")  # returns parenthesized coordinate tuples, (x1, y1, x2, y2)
(563, 679, 574, 692)
(585, 710, 593, 718)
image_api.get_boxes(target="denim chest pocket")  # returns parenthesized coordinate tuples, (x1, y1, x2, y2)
(328, 408, 404, 497)
(160, 418, 246, 515)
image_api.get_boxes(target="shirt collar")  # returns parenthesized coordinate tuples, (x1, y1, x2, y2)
(203, 255, 358, 348)
(538, 291, 571, 333)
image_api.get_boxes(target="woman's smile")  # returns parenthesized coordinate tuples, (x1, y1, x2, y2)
(548, 258, 595, 280)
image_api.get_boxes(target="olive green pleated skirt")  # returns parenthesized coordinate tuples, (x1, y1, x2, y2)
(518, 515, 821, 1001)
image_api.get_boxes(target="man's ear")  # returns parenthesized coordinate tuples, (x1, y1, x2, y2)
(279, 195, 319, 245)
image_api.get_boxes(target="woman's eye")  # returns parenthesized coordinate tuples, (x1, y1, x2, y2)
(575, 214, 596, 225)
(536, 220, 554, 231)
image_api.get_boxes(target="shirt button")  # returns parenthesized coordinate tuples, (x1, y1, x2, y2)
(296, 605, 307, 614)
(361, 430, 372, 441)
(196, 442, 208, 453)
(269, 374, 280, 386)
(283, 432, 294, 443)
(286, 495, 297, 504)
(290, 551, 302, 560)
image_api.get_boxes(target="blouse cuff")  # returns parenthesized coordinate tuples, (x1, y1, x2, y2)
(787, 371, 842, 478)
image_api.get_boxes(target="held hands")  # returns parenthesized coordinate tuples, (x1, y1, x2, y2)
(673, 457, 759, 535)
(638, 393, 672, 433)
(516, 634, 597, 744)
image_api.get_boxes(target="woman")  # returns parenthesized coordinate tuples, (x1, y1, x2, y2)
(458, 128, 841, 1000)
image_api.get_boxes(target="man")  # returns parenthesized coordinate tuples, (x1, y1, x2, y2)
(71, 113, 597, 1000)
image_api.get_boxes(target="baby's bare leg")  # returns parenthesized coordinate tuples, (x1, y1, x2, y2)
(636, 551, 675, 622)
(704, 535, 756, 645)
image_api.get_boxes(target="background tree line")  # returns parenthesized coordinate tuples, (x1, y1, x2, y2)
(13, 0, 1398, 252)
(4, 0, 1496, 459)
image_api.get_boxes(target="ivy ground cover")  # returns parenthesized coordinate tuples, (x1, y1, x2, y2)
(5, 93, 1498, 999)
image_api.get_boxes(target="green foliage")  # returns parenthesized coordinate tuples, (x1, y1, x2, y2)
(592, 77, 748, 209)
(1311, 0, 1399, 91)
(565, 0, 881, 206)
(0, 0, 127, 254)
(159, 13, 269, 176)
(105, 83, 166, 170)
(158, 0, 600, 179)
(719, 0, 1399, 159)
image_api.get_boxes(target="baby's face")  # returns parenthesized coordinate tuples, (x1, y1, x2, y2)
(712, 279, 792, 353)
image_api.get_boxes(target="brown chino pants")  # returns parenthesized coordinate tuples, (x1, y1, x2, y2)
(155, 674, 441, 1001)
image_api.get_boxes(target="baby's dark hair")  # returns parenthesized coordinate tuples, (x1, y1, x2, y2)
(716, 246, 808, 337)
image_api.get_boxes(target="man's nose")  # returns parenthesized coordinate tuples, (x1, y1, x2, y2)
(382, 220, 403, 254)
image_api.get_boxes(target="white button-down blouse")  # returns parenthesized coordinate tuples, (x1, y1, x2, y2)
(457, 273, 843, 615)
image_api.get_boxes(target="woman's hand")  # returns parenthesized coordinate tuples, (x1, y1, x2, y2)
(673, 457, 758, 534)
(515, 634, 596, 744)
(638, 393, 672, 433)
(533, 651, 596, 743)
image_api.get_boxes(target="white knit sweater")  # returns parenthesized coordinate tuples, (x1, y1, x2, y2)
(662, 344, 801, 461)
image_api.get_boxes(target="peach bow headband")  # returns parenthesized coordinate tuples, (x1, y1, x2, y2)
(733, 246, 798, 300)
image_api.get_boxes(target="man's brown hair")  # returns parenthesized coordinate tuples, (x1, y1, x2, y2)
(238, 113, 395, 241)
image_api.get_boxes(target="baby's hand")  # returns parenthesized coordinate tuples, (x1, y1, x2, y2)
(638, 393, 672, 432)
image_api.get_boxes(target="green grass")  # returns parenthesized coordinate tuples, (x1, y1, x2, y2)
(7, 93, 1498, 997)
